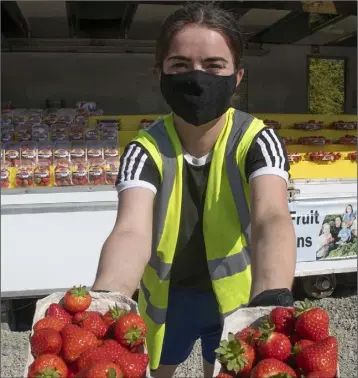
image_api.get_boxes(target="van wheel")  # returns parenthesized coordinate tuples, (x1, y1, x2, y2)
(301, 274, 336, 299)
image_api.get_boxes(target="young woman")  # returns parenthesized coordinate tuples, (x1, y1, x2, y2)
(93, 3, 296, 377)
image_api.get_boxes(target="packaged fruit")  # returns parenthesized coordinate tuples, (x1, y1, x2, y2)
(53, 142, 71, 162)
(294, 120, 324, 130)
(347, 152, 357, 161)
(1, 125, 14, 143)
(51, 124, 68, 142)
(305, 151, 341, 162)
(5, 142, 21, 167)
(103, 140, 119, 159)
(298, 136, 331, 145)
(140, 119, 154, 129)
(15, 123, 32, 142)
(37, 141, 53, 164)
(263, 119, 281, 129)
(105, 158, 119, 185)
(72, 161, 89, 186)
(69, 124, 85, 141)
(1, 110, 13, 126)
(339, 135, 357, 145)
(87, 141, 104, 160)
(102, 124, 118, 141)
(282, 137, 297, 145)
(21, 141, 38, 163)
(54, 161, 72, 186)
(287, 153, 302, 163)
(32, 124, 49, 142)
(44, 109, 59, 125)
(34, 162, 51, 187)
(28, 109, 43, 124)
(15, 162, 34, 188)
(85, 128, 100, 141)
(88, 158, 105, 185)
(76, 101, 97, 111)
(70, 141, 86, 162)
(330, 121, 357, 130)
(57, 108, 75, 125)
(97, 119, 120, 131)
(1, 161, 11, 189)
(12, 109, 28, 126)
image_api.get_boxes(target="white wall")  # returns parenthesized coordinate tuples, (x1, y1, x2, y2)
(1, 44, 356, 114)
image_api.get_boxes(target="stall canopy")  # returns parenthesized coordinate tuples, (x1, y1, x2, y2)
(1, 0, 357, 52)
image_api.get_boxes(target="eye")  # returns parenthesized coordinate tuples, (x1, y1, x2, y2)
(172, 62, 188, 68)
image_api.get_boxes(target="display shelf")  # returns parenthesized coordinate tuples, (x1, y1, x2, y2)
(289, 160, 356, 179)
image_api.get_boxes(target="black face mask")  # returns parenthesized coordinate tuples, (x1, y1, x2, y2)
(160, 70, 237, 126)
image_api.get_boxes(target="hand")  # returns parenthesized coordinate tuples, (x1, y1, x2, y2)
(248, 288, 294, 307)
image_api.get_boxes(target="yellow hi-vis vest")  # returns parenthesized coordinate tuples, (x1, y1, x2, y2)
(132, 107, 267, 370)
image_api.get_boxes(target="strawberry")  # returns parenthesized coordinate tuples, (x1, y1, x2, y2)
(64, 285, 92, 313)
(250, 358, 297, 378)
(256, 328, 291, 362)
(84, 362, 123, 378)
(67, 363, 79, 378)
(28, 354, 68, 378)
(215, 332, 255, 375)
(290, 333, 301, 345)
(103, 304, 127, 327)
(114, 313, 147, 348)
(307, 371, 332, 377)
(235, 327, 262, 347)
(33, 316, 66, 332)
(102, 339, 129, 360)
(215, 374, 234, 378)
(47, 303, 72, 324)
(61, 323, 99, 362)
(295, 336, 338, 378)
(77, 346, 109, 371)
(292, 339, 314, 354)
(115, 352, 149, 378)
(269, 307, 296, 336)
(31, 328, 62, 356)
(294, 301, 329, 342)
(74, 311, 109, 338)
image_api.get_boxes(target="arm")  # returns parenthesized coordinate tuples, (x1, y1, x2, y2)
(92, 143, 160, 297)
(244, 128, 296, 302)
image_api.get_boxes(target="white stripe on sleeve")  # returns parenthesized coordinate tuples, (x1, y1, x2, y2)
(268, 128, 286, 170)
(261, 130, 280, 168)
(134, 154, 148, 180)
(120, 144, 135, 183)
(256, 137, 273, 167)
(125, 146, 141, 180)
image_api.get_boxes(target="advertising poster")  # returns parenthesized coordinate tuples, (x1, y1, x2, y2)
(289, 197, 357, 262)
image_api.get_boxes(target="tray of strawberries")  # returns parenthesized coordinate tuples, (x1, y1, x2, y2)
(213, 302, 339, 378)
(25, 286, 151, 378)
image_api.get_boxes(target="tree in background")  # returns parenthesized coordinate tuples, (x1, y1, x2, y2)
(308, 57, 345, 114)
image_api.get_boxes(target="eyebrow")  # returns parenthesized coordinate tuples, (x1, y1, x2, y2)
(167, 55, 228, 63)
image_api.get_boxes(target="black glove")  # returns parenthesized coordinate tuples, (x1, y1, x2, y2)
(248, 288, 294, 307)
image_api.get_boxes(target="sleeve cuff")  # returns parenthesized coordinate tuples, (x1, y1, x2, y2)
(249, 167, 289, 184)
(116, 180, 158, 195)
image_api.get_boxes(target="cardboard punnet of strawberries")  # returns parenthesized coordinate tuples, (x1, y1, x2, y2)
(213, 301, 340, 378)
(24, 286, 152, 378)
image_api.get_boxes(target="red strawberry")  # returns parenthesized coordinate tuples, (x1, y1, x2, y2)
(256, 328, 291, 361)
(47, 303, 72, 324)
(295, 336, 338, 378)
(307, 371, 332, 377)
(64, 285, 92, 313)
(235, 327, 262, 346)
(269, 307, 296, 336)
(114, 313, 147, 348)
(67, 363, 78, 378)
(250, 358, 297, 378)
(61, 324, 99, 362)
(73, 311, 109, 338)
(103, 304, 127, 327)
(215, 332, 255, 375)
(84, 362, 123, 378)
(28, 354, 68, 378)
(215, 374, 234, 378)
(290, 333, 301, 345)
(77, 346, 108, 371)
(292, 339, 315, 354)
(115, 352, 149, 378)
(31, 328, 62, 356)
(294, 301, 329, 342)
(33, 316, 66, 332)
(102, 339, 129, 360)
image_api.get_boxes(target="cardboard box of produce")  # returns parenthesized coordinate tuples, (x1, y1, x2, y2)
(24, 290, 151, 378)
(213, 306, 340, 378)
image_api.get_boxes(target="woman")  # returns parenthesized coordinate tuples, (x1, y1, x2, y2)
(343, 204, 356, 227)
(93, 3, 296, 377)
(330, 215, 342, 248)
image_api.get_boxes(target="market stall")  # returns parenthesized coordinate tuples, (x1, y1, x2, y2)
(1, 108, 357, 299)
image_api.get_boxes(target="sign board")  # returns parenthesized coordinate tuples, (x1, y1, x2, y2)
(290, 197, 357, 262)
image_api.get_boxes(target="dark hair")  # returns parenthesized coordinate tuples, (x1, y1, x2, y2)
(155, 2, 244, 71)
(346, 204, 353, 213)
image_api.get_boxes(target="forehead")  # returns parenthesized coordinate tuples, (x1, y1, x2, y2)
(166, 24, 233, 61)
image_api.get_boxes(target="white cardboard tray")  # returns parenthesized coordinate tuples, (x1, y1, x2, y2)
(24, 291, 152, 378)
(213, 306, 340, 378)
